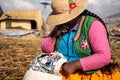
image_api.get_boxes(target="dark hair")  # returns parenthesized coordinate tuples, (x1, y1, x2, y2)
(81, 9, 109, 39)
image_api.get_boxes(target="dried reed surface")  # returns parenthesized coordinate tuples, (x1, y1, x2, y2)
(109, 36, 120, 65)
(0, 35, 42, 80)
(0, 35, 120, 80)
(110, 43, 120, 65)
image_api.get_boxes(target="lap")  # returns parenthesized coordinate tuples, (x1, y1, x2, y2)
(24, 69, 120, 80)
(62, 70, 120, 80)
(23, 52, 120, 80)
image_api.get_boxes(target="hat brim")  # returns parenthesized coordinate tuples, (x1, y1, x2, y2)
(47, 0, 88, 25)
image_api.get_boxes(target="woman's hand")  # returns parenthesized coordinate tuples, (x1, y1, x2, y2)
(60, 60, 82, 77)
(50, 25, 69, 39)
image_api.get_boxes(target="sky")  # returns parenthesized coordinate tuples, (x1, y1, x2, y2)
(0, 0, 120, 21)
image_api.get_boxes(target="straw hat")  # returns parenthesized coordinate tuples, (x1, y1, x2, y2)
(47, 0, 88, 25)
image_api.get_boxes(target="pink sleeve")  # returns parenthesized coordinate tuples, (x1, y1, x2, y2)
(80, 20, 111, 71)
(41, 36, 56, 53)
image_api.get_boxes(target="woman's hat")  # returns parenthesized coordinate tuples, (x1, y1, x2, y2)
(47, 0, 88, 25)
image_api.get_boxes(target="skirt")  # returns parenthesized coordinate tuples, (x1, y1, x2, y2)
(62, 70, 120, 80)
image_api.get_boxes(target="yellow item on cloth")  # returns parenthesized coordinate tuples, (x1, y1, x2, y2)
(62, 70, 120, 80)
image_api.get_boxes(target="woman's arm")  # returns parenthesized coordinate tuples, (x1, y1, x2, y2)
(80, 20, 111, 71)
(41, 36, 56, 53)
(41, 25, 69, 53)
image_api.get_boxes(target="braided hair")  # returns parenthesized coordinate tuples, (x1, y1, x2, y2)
(80, 9, 109, 39)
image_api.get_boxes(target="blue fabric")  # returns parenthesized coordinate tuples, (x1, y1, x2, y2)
(57, 25, 79, 62)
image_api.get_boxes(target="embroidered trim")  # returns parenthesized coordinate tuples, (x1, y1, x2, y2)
(74, 16, 85, 42)
(29, 52, 67, 75)
(80, 38, 90, 50)
(30, 53, 61, 74)
(68, 0, 77, 11)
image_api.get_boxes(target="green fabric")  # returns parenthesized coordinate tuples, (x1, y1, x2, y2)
(74, 16, 95, 58)
(73, 16, 97, 74)
(69, 0, 73, 3)
(55, 16, 96, 58)
(55, 16, 98, 74)
(55, 39, 60, 51)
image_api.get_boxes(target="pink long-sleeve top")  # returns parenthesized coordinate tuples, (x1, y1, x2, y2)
(41, 20, 111, 71)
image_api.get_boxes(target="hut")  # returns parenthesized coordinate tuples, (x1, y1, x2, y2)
(0, 9, 44, 31)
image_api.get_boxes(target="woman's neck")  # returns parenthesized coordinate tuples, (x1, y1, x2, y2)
(68, 16, 81, 30)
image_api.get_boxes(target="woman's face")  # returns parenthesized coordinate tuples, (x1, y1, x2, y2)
(61, 16, 80, 29)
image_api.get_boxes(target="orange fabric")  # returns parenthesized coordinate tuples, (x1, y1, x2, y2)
(62, 71, 120, 80)
(90, 71, 101, 80)
(102, 74, 111, 80)
(111, 72, 120, 80)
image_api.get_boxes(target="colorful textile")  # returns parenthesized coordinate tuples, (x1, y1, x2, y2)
(62, 70, 120, 80)
(41, 37, 56, 53)
(24, 16, 114, 80)
(56, 24, 79, 62)
(41, 19, 111, 71)
(80, 20, 111, 71)
(29, 52, 67, 76)
(74, 16, 95, 58)
(23, 69, 120, 80)
(68, 0, 77, 11)
(56, 16, 95, 62)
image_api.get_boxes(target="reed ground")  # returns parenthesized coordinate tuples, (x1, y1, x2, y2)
(0, 34, 120, 80)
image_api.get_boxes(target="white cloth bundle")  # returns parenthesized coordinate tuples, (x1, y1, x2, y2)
(23, 52, 67, 80)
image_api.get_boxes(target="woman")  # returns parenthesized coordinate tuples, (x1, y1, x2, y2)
(23, 0, 120, 80)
